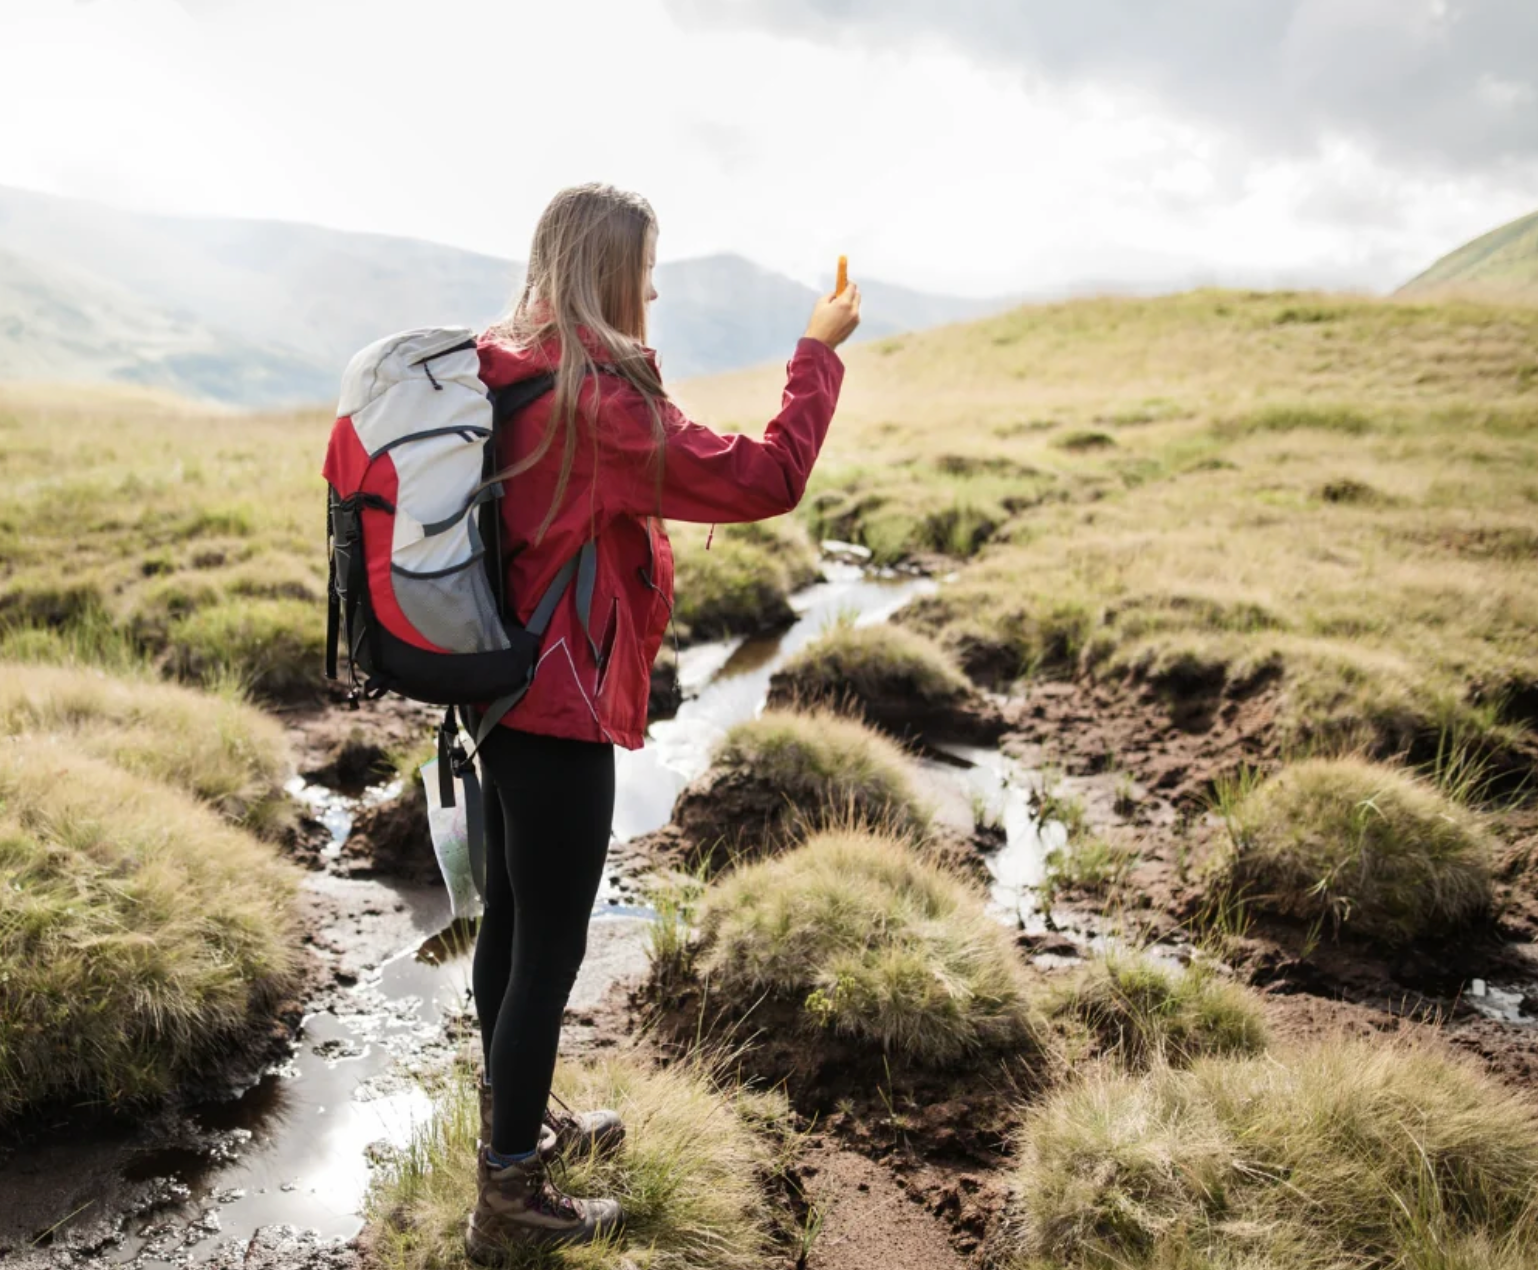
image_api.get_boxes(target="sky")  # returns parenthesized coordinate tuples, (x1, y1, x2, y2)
(1, 0, 1536, 298)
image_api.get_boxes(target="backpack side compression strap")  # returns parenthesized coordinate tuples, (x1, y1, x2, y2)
(442, 537, 598, 901)
(455, 537, 598, 769)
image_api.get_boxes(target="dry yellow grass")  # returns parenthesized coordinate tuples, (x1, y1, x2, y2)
(1004, 1038, 1538, 1269)
(1212, 757, 1495, 943)
(0, 383, 826, 698)
(0, 740, 301, 1121)
(366, 1053, 793, 1270)
(0, 660, 292, 832)
(696, 828, 1044, 1066)
(681, 291, 1538, 772)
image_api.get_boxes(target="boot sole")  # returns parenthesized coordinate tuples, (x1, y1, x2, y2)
(464, 1213, 624, 1262)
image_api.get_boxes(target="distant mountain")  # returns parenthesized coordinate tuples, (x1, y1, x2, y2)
(0, 185, 1007, 407)
(1398, 210, 1538, 304)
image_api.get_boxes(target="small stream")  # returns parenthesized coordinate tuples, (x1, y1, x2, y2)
(23, 549, 1530, 1260)
(71, 554, 1014, 1263)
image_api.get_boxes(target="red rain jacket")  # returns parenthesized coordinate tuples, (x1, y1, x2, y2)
(477, 333, 844, 749)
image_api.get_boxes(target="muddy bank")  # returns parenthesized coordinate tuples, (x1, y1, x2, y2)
(765, 662, 1009, 748)
(996, 673, 1538, 1089)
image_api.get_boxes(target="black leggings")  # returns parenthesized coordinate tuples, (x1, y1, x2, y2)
(472, 727, 614, 1156)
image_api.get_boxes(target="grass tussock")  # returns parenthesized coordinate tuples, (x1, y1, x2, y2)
(669, 517, 820, 643)
(1046, 952, 1269, 1069)
(1003, 1039, 1538, 1270)
(0, 741, 301, 1122)
(706, 707, 931, 845)
(1044, 835, 1136, 896)
(704, 704, 928, 848)
(366, 1053, 793, 1270)
(696, 829, 1043, 1067)
(772, 618, 972, 709)
(1212, 757, 1495, 943)
(695, 293, 1538, 764)
(0, 661, 291, 832)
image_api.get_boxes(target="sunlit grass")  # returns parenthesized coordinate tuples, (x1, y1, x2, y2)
(366, 1052, 794, 1270)
(0, 660, 292, 833)
(691, 828, 1044, 1067)
(0, 740, 301, 1121)
(1210, 757, 1495, 943)
(1003, 1038, 1538, 1269)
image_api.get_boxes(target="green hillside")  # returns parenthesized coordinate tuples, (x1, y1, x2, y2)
(1398, 209, 1538, 303)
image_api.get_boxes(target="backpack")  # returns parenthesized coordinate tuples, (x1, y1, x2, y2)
(323, 326, 594, 891)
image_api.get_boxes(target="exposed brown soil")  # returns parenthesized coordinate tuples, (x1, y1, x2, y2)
(648, 655, 683, 722)
(636, 792, 991, 894)
(998, 671, 1538, 1093)
(281, 696, 437, 786)
(338, 780, 442, 886)
(787, 1138, 978, 1270)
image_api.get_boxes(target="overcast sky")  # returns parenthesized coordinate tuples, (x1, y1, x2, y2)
(1, 0, 1535, 298)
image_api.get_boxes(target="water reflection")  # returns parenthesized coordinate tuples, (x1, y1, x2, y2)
(612, 563, 936, 842)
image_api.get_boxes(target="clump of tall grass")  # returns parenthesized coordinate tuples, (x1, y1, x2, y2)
(669, 517, 820, 643)
(167, 596, 327, 703)
(0, 661, 291, 832)
(1045, 951, 1268, 1069)
(1209, 757, 1495, 943)
(769, 619, 973, 713)
(695, 829, 1043, 1067)
(366, 1052, 793, 1270)
(680, 708, 930, 864)
(0, 741, 301, 1122)
(1002, 1039, 1538, 1269)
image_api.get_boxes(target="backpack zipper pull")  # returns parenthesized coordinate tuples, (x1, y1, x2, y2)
(705, 524, 715, 550)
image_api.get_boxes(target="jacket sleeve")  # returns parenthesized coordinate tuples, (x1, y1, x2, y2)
(601, 337, 844, 524)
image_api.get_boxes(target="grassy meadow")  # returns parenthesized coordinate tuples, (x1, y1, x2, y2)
(4, 285, 1538, 1262)
(682, 291, 1538, 773)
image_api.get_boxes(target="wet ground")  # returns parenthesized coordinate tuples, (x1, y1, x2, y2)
(0, 557, 963, 1267)
(7, 551, 1533, 1267)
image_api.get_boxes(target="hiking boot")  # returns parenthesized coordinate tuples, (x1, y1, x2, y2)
(464, 1147, 622, 1261)
(544, 1090, 626, 1159)
(478, 1082, 624, 1159)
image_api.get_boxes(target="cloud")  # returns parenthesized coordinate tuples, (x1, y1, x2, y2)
(663, 0, 1538, 173)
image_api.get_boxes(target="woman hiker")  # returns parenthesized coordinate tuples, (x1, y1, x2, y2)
(465, 182, 861, 1260)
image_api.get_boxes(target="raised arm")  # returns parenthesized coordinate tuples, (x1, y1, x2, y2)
(603, 337, 847, 524)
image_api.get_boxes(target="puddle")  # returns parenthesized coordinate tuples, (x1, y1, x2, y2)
(1465, 979, 1537, 1026)
(284, 776, 404, 857)
(105, 906, 461, 1262)
(926, 743, 1062, 928)
(14, 556, 935, 1260)
(609, 561, 936, 844)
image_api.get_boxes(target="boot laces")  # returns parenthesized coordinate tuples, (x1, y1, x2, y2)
(531, 1178, 579, 1222)
(543, 1089, 581, 1137)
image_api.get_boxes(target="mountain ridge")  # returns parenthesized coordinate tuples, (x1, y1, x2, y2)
(0, 184, 1004, 407)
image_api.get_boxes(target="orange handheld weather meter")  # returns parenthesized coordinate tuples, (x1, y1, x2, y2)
(836, 255, 848, 297)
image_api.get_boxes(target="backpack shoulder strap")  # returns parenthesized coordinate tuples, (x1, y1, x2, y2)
(482, 372, 558, 620)
(490, 372, 557, 426)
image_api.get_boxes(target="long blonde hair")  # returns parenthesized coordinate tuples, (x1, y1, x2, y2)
(488, 183, 667, 540)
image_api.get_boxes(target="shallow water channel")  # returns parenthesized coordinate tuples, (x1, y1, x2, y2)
(45, 557, 1080, 1263)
